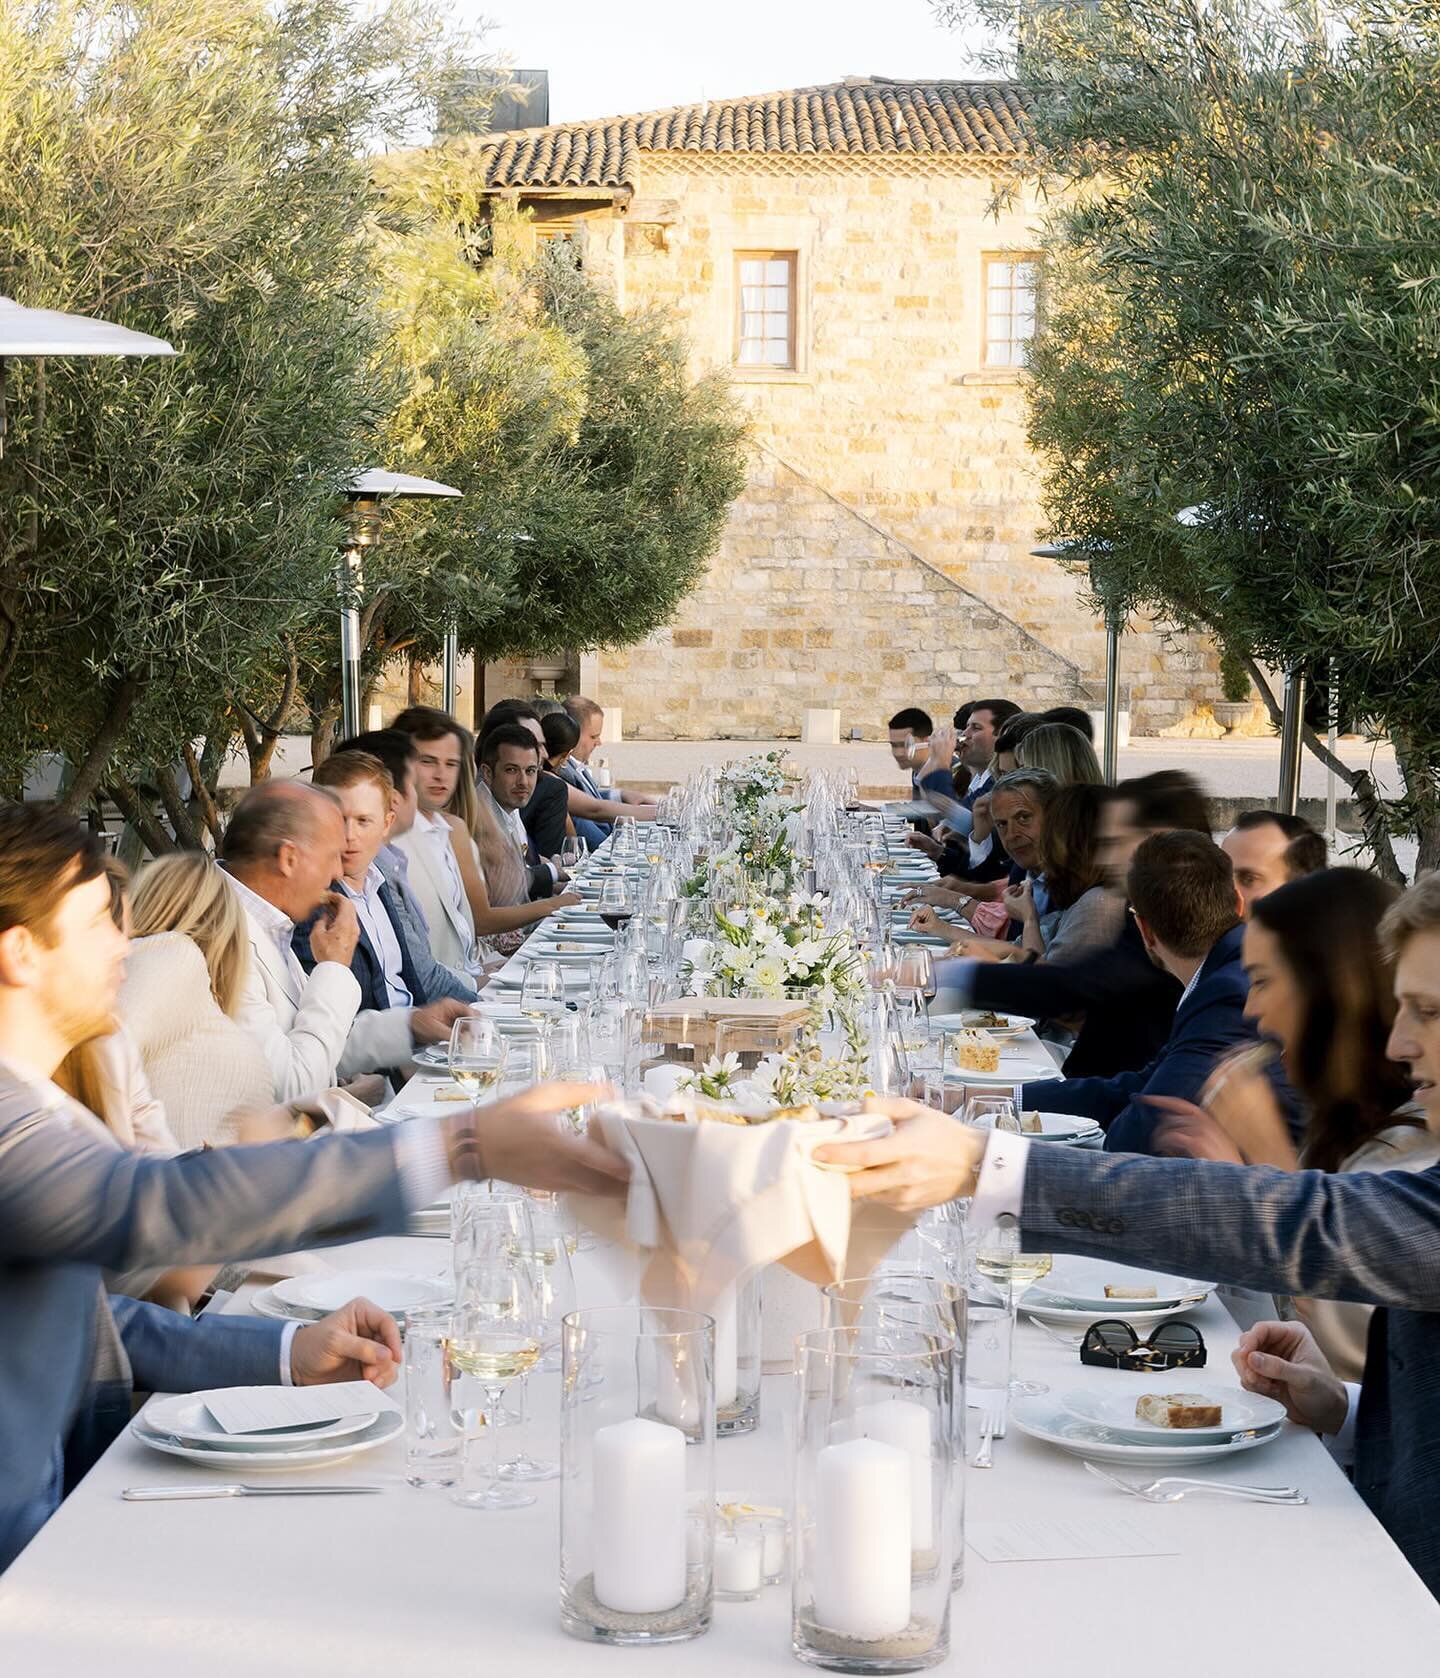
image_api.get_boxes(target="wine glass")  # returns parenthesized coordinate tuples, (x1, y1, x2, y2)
(596, 874, 635, 935)
(500, 1034, 554, 1095)
(498, 1199, 578, 1483)
(519, 960, 565, 1032)
(611, 815, 639, 860)
(448, 1219, 545, 1510)
(559, 834, 586, 874)
(447, 1015, 507, 1103)
(973, 1222, 1053, 1398)
(893, 947, 936, 1011)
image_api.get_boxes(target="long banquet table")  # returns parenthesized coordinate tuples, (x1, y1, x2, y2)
(2, 1227, 1437, 1675)
(3, 829, 1440, 1670)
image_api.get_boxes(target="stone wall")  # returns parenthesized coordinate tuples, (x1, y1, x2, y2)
(602, 452, 1092, 739)
(565, 156, 1219, 735)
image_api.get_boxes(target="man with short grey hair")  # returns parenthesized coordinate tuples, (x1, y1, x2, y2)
(221, 780, 364, 1101)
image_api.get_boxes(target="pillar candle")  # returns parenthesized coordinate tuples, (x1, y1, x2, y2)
(592, 1417, 688, 1614)
(854, 1398, 935, 1551)
(813, 1437, 912, 1641)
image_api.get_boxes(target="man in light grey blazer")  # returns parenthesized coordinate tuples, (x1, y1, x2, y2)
(0, 801, 625, 1572)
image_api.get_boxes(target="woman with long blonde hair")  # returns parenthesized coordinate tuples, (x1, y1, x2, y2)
(131, 851, 251, 1016)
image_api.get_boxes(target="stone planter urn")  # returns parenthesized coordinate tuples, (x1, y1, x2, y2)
(1212, 701, 1252, 734)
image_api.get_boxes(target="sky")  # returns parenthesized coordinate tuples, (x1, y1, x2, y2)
(451, 0, 995, 124)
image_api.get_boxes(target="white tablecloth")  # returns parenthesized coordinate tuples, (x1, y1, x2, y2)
(1, 1229, 1436, 1675)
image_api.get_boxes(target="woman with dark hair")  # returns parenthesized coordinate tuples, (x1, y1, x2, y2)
(1154, 867, 1437, 1379)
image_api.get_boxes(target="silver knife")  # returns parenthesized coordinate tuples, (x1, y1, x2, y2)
(123, 1484, 384, 1500)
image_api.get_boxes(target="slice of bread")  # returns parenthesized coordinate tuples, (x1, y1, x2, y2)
(1136, 1393, 1221, 1429)
(1104, 1284, 1158, 1299)
(1019, 1112, 1045, 1134)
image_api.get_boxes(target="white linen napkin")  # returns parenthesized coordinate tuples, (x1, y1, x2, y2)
(570, 1099, 913, 1310)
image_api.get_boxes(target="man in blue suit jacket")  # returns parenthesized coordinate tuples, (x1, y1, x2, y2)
(823, 866, 1440, 1599)
(0, 802, 625, 1572)
(1014, 830, 1297, 1152)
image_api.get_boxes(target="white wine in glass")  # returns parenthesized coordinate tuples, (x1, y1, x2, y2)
(448, 1330, 543, 1384)
(448, 1016, 506, 1103)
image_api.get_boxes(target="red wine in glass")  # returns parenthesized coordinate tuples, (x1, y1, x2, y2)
(601, 909, 634, 932)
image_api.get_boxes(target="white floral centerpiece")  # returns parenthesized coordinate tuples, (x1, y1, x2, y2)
(682, 892, 865, 1006)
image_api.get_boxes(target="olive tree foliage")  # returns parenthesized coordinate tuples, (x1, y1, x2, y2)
(298, 165, 750, 757)
(0, 0, 475, 833)
(938, 0, 1440, 876)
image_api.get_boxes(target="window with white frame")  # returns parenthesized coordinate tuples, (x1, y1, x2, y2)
(734, 251, 797, 369)
(984, 254, 1040, 368)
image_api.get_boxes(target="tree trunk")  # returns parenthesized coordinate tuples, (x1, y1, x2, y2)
(59, 675, 142, 817)
(310, 710, 338, 769)
(1394, 730, 1440, 881)
(407, 649, 424, 705)
(1244, 659, 1405, 884)
(181, 743, 225, 845)
(155, 764, 206, 850)
(106, 778, 177, 858)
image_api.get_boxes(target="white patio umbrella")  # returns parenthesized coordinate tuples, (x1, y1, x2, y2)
(0, 293, 176, 457)
(340, 469, 463, 738)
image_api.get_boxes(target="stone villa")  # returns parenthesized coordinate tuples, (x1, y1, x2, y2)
(462, 77, 1219, 739)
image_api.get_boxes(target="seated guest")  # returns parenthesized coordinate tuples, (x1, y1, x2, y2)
(822, 871, 1440, 1601)
(542, 709, 608, 851)
(221, 780, 364, 1101)
(1152, 867, 1438, 1381)
(1009, 829, 1285, 1153)
(301, 752, 471, 1080)
(887, 707, 934, 796)
(1222, 809, 1327, 914)
(1038, 704, 1095, 741)
(565, 694, 652, 807)
(987, 782, 1123, 968)
(930, 771, 1203, 1078)
(910, 767, 1054, 926)
(125, 854, 274, 1148)
(336, 728, 478, 1000)
(0, 800, 626, 1573)
(479, 700, 571, 864)
(475, 722, 581, 904)
(1014, 721, 1104, 785)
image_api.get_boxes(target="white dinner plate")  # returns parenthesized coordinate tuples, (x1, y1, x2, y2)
(1057, 1384, 1287, 1443)
(1025, 1257, 1212, 1314)
(950, 1061, 1063, 1086)
(1010, 1396, 1283, 1466)
(132, 1409, 403, 1471)
(269, 1270, 451, 1319)
(938, 1010, 1038, 1038)
(1023, 1296, 1207, 1329)
(1020, 1113, 1103, 1143)
(140, 1393, 377, 1450)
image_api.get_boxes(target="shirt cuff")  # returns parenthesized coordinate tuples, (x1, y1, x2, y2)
(968, 1130, 1032, 1231)
(969, 834, 994, 866)
(393, 1117, 455, 1210)
(933, 957, 978, 1005)
(1324, 1381, 1362, 1466)
(279, 1320, 301, 1385)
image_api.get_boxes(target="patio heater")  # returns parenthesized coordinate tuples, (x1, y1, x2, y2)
(340, 470, 462, 739)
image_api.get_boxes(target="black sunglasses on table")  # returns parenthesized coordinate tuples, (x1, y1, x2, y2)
(1079, 1318, 1207, 1371)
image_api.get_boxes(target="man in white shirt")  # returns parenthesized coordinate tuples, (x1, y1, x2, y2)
(221, 781, 365, 1102)
(307, 752, 471, 1080)
(387, 709, 481, 975)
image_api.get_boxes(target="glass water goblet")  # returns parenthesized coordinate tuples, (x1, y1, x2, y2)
(519, 960, 565, 1033)
(974, 1223, 1052, 1398)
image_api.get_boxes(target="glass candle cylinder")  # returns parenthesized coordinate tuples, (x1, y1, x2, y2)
(560, 1306, 715, 1645)
(793, 1327, 954, 1673)
(713, 1519, 765, 1601)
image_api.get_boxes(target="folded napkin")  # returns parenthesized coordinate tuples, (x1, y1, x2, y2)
(570, 1099, 913, 1312)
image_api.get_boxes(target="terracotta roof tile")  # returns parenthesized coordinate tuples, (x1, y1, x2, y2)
(471, 77, 1030, 190)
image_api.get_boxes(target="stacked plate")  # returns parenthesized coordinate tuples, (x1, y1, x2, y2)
(133, 1390, 402, 1471)
(947, 1043, 1064, 1087)
(932, 1011, 1036, 1038)
(251, 1269, 451, 1325)
(1022, 1257, 1213, 1327)
(1012, 1384, 1286, 1465)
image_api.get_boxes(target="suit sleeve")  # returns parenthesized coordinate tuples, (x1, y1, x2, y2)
(338, 1008, 417, 1080)
(968, 932, 1170, 1020)
(0, 1113, 410, 1272)
(1021, 1147, 1440, 1311)
(111, 1294, 286, 1392)
(524, 777, 569, 860)
(236, 953, 361, 1103)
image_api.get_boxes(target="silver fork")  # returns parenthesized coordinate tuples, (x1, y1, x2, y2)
(972, 1410, 1000, 1469)
(1083, 1462, 1307, 1504)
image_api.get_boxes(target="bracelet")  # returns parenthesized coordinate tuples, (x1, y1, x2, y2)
(442, 1112, 488, 1181)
